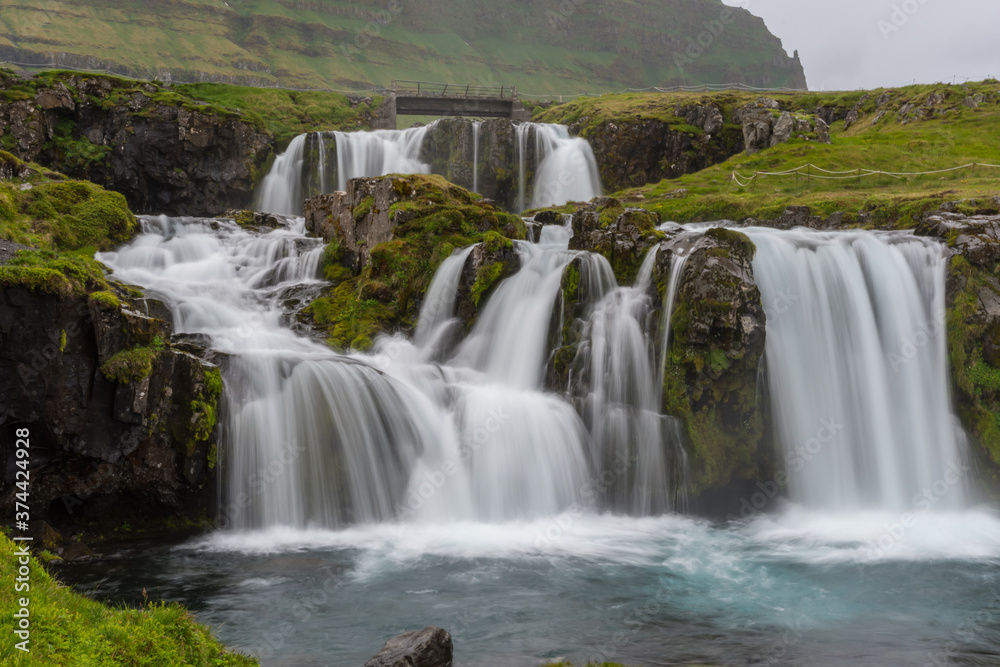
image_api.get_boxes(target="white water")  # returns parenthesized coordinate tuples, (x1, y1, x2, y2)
(258, 121, 601, 214)
(472, 120, 481, 194)
(256, 134, 306, 216)
(412, 244, 477, 349)
(525, 123, 603, 209)
(745, 228, 969, 511)
(100, 216, 690, 527)
(88, 219, 1000, 666)
(333, 126, 432, 191)
(572, 248, 686, 514)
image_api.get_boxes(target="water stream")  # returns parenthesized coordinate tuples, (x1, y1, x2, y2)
(76, 218, 1000, 666)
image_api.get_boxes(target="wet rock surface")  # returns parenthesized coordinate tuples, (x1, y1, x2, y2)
(0, 284, 221, 540)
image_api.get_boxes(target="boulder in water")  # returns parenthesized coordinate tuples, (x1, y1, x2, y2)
(364, 627, 453, 667)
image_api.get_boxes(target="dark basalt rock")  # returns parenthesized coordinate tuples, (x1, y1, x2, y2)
(0, 284, 221, 540)
(0, 73, 271, 216)
(364, 627, 453, 667)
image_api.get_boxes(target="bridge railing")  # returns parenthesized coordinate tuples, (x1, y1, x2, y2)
(391, 80, 514, 99)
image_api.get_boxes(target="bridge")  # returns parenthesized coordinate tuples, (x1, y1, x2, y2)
(373, 80, 531, 129)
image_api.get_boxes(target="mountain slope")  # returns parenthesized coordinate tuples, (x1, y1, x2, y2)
(0, 0, 806, 94)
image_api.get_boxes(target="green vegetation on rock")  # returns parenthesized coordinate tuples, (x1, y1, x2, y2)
(0, 533, 257, 667)
(100, 345, 161, 384)
(305, 174, 524, 349)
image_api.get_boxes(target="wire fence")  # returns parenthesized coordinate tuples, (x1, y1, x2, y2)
(2, 59, 820, 100)
(731, 162, 1000, 188)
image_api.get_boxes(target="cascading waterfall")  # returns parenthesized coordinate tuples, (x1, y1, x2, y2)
(528, 123, 603, 209)
(258, 121, 601, 215)
(472, 120, 481, 194)
(256, 134, 306, 216)
(316, 132, 328, 196)
(745, 227, 969, 511)
(333, 126, 432, 191)
(412, 244, 477, 350)
(515, 123, 602, 211)
(572, 247, 687, 514)
(257, 127, 432, 215)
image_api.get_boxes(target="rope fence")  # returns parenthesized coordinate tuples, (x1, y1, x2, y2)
(731, 163, 1000, 188)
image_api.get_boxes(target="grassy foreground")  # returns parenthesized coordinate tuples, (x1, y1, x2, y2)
(0, 534, 256, 666)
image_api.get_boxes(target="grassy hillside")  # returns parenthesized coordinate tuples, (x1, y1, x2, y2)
(0, 0, 805, 94)
(534, 80, 1000, 222)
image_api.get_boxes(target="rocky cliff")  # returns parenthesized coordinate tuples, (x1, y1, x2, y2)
(0, 168, 222, 548)
(0, 71, 272, 215)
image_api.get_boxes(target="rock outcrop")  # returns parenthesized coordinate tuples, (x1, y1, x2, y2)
(0, 282, 221, 538)
(914, 210, 1000, 480)
(657, 228, 768, 501)
(734, 99, 830, 155)
(364, 627, 453, 667)
(0, 71, 271, 215)
(301, 174, 526, 349)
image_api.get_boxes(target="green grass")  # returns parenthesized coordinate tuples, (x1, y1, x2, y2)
(0, 533, 257, 666)
(173, 83, 377, 146)
(0, 0, 804, 95)
(540, 80, 1000, 223)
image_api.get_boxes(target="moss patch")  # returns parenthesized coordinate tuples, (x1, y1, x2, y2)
(100, 345, 161, 384)
(305, 174, 525, 350)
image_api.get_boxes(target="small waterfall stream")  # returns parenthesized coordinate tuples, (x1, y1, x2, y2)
(258, 121, 601, 214)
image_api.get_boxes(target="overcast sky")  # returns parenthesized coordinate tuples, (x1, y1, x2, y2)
(722, 0, 1000, 91)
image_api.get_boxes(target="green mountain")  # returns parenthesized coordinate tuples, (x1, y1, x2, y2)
(0, 0, 807, 95)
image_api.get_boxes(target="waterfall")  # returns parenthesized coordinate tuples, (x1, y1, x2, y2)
(744, 228, 969, 511)
(258, 121, 600, 215)
(515, 123, 602, 211)
(529, 124, 603, 209)
(516, 124, 530, 212)
(99, 216, 621, 527)
(316, 132, 328, 195)
(333, 126, 432, 191)
(257, 128, 431, 215)
(413, 244, 476, 349)
(257, 135, 306, 216)
(472, 120, 481, 194)
(574, 247, 686, 514)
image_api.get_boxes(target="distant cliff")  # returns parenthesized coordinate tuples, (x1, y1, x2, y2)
(0, 0, 806, 94)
